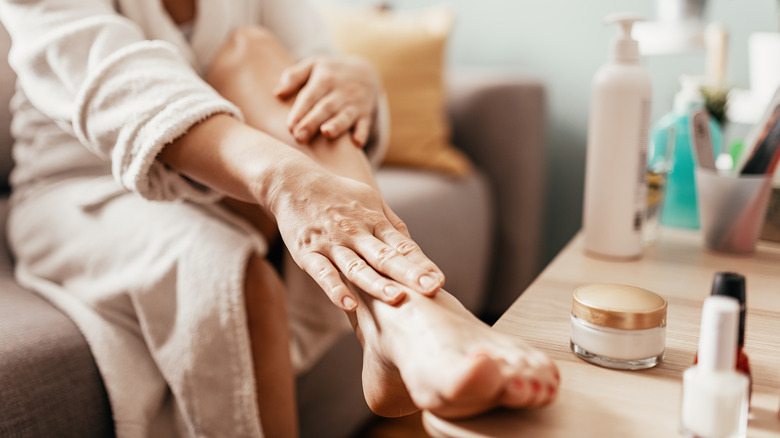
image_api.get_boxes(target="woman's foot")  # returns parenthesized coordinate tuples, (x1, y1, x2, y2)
(351, 289, 559, 419)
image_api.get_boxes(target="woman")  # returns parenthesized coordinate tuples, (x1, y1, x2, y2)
(0, 0, 559, 436)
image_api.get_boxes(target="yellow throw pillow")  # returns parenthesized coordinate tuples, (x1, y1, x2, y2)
(320, 5, 473, 177)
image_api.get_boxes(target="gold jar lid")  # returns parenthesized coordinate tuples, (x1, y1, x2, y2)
(572, 284, 667, 330)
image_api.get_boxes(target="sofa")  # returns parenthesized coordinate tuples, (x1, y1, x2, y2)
(0, 23, 547, 438)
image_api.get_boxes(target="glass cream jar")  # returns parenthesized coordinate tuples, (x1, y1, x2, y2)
(570, 284, 668, 370)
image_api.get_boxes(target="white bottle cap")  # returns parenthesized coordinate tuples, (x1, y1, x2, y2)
(603, 13, 645, 64)
(697, 296, 740, 372)
(674, 75, 707, 114)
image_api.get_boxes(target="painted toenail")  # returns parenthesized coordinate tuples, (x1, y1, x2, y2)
(512, 378, 524, 390)
(531, 380, 542, 392)
(470, 350, 490, 359)
(547, 384, 557, 395)
(554, 370, 560, 382)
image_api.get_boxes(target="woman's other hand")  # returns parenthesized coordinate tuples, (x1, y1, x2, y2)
(269, 166, 445, 312)
(274, 56, 380, 147)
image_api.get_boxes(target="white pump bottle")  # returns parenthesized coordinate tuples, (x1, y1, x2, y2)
(583, 14, 652, 259)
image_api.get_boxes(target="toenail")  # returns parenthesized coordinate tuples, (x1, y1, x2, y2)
(470, 350, 490, 359)
(531, 380, 542, 392)
(512, 378, 524, 390)
(553, 370, 560, 382)
(547, 384, 557, 395)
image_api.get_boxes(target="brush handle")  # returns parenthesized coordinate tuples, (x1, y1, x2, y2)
(691, 110, 716, 171)
(740, 105, 780, 175)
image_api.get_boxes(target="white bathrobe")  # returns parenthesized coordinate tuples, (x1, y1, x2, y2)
(0, 0, 387, 436)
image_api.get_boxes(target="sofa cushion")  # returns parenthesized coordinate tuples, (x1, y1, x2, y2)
(0, 198, 114, 437)
(320, 5, 473, 177)
(376, 167, 492, 311)
(0, 25, 14, 190)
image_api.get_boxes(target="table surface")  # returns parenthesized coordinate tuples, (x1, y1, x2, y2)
(423, 229, 780, 438)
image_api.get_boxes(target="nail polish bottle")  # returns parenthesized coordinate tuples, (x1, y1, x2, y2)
(710, 272, 751, 401)
(694, 272, 752, 403)
(681, 296, 749, 438)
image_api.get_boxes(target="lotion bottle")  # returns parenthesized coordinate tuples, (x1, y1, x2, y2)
(583, 14, 653, 259)
(681, 296, 749, 438)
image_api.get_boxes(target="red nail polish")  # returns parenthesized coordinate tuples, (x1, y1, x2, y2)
(531, 380, 542, 393)
(512, 378, 524, 390)
(547, 385, 557, 395)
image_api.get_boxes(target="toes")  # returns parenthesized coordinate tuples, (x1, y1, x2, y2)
(422, 353, 504, 419)
(440, 352, 503, 403)
(501, 377, 535, 406)
(500, 355, 560, 408)
(501, 376, 558, 408)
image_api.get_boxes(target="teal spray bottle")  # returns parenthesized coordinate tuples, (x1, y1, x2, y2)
(653, 75, 722, 229)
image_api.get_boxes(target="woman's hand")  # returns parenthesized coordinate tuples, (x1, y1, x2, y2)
(273, 56, 380, 147)
(268, 165, 445, 311)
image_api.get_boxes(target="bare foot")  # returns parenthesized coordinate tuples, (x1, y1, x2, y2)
(349, 289, 560, 419)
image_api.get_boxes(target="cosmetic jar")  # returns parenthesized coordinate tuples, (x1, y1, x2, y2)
(570, 283, 668, 370)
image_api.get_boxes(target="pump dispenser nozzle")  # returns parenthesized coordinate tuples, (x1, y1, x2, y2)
(603, 13, 645, 63)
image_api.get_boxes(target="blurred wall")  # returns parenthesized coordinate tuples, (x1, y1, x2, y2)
(313, 0, 778, 265)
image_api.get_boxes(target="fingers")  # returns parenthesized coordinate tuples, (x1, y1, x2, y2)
(276, 56, 379, 145)
(351, 116, 372, 147)
(382, 201, 411, 238)
(286, 77, 331, 141)
(378, 202, 445, 292)
(330, 246, 407, 304)
(294, 94, 354, 143)
(353, 235, 441, 296)
(321, 106, 360, 140)
(274, 58, 315, 98)
(299, 230, 441, 308)
(300, 252, 359, 311)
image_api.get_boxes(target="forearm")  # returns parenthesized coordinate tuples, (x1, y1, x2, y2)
(301, 135, 378, 190)
(158, 113, 319, 207)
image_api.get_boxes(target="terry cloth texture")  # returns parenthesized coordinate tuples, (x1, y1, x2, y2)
(9, 176, 351, 437)
(0, 0, 386, 436)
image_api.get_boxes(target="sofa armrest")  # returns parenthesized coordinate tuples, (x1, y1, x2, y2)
(446, 71, 547, 316)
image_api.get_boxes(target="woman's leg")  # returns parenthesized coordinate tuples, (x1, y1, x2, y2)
(206, 26, 559, 421)
(243, 254, 297, 437)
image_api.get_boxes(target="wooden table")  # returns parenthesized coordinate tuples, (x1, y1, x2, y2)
(423, 229, 780, 437)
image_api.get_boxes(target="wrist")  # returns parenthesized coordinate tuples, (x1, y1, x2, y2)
(261, 155, 324, 216)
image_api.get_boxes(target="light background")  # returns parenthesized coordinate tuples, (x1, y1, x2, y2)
(312, 0, 778, 264)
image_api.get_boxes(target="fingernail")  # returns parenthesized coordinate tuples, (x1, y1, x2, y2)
(531, 380, 542, 393)
(383, 284, 402, 300)
(419, 274, 440, 291)
(295, 128, 309, 141)
(342, 296, 357, 311)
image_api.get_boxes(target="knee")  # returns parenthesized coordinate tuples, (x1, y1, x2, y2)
(207, 25, 294, 86)
(213, 26, 281, 67)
